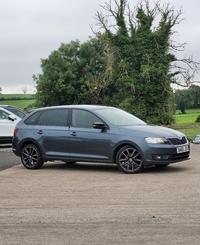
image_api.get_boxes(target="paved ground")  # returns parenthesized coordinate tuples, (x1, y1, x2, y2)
(0, 147, 20, 171)
(0, 145, 200, 245)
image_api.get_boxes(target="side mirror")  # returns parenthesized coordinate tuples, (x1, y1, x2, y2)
(8, 115, 16, 122)
(93, 122, 107, 129)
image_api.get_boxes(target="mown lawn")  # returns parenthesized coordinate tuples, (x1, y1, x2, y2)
(0, 94, 36, 110)
(173, 109, 200, 140)
(0, 94, 35, 99)
(0, 100, 36, 110)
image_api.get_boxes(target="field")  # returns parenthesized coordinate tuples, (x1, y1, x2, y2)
(0, 94, 35, 110)
(0, 94, 35, 99)
(173, 109, 200, 140)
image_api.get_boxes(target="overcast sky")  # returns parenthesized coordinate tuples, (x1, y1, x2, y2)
(0, 0, 199, 94)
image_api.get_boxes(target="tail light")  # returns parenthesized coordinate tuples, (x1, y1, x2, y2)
(13, 127, 19, 137)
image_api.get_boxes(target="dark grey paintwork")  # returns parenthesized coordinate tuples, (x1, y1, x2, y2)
(12, 105, 190, 173)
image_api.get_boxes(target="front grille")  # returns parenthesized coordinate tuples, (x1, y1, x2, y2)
(167, 136, 187, 145)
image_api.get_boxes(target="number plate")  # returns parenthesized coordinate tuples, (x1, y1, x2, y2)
(177, 145, 189, 154)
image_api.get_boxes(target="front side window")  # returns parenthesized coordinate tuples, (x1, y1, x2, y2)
(72, 109, 102, 128)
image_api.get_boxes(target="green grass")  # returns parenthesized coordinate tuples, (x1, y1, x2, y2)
(173, 109, 200, 125)
(0, 100, 36, 110)
(0, 94, 36, 110)
(173, 109, 200, 140)
(0, 94, 35, 99)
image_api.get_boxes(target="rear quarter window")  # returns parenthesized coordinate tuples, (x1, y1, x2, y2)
(25, 111, 41, 125)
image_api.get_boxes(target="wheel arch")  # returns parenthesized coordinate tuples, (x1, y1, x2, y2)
(18, 138, 44, 157)
(112, 141, 144, 163)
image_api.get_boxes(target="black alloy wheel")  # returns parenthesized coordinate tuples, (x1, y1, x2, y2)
(116, 145, 143, 174)
(21, 144, 43, 169)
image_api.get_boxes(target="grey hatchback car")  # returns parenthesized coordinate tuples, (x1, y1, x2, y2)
(12, 105, 190, 173)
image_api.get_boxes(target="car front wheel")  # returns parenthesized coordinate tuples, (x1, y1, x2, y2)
(21, 144, 43, 169)
(116, 145, 143, 174)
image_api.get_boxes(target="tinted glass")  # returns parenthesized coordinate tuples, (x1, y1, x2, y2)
(0, 109, 9, 119)
(25, 111, 41, 125)
(45, 109, 68, 126)
(35, 111, 46, 125)
(5, 108, 27, 118)
(72, 109, 102, 128)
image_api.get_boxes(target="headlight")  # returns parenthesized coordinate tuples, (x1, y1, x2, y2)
(145, 137, 169, 144)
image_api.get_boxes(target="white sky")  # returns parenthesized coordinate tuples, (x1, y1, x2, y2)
(0, 0, 200, 94)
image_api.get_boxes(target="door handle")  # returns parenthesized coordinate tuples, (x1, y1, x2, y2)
(70, 132, 76, 136)
(37, 130, 43, 134)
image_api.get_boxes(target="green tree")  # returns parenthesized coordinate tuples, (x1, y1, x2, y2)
(0, 87, 2, 94)
(34, 40, 82, 107)
(187, 85, 200, 108)
(173, 89, 188, 114)
(172, 85, 200, 113)
(94, 0, 199, 124)
(34, 37, 114, 107)
(34, 0, 199, 125)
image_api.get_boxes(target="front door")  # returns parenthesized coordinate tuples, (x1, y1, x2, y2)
(69, 109, 110, 161)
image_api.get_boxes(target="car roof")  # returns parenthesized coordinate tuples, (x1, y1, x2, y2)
(0, 105, 17, 107)
(0, 105, 26, 110)
(0, 105, 28, 118)
(33, 105, 114, 112)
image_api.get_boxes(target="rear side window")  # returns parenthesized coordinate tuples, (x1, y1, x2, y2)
(36, 109, 68, 126)
(25, 111, 41, 125)
(45, 109, 68, 126)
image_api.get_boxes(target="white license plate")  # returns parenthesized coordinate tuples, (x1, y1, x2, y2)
(177, 145, 189, 154)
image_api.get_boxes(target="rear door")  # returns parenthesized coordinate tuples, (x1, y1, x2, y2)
(33, 109, 70, 157)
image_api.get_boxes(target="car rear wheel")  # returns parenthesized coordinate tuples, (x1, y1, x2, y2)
(21, 144, 43, 169)
(116, 145, 143, 174)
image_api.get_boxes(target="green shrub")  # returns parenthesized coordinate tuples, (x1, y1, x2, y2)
(195, 115, 200, 122)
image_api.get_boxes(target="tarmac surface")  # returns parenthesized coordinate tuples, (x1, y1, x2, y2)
(0, 144, 200, 245)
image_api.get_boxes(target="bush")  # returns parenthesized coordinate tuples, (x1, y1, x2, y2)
(195, 115, 200, 122)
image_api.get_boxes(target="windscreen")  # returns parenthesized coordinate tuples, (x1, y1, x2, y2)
(94, 107, 146, 126)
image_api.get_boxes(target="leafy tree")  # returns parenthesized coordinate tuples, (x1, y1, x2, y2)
(0, 87, 2, 94)
(34, 40, 82, 107)
(173, 89, 188, 114)
(34, 38, 114, 107)
(187, 85, 200, 108)
(34, 0, 199, 125)
(94, 0, 199, 124)
(172, 85, 200, 113)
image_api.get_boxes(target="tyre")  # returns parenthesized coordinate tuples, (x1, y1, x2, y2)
(21, 144, 44, 169)
(116, 145, 143, 174)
